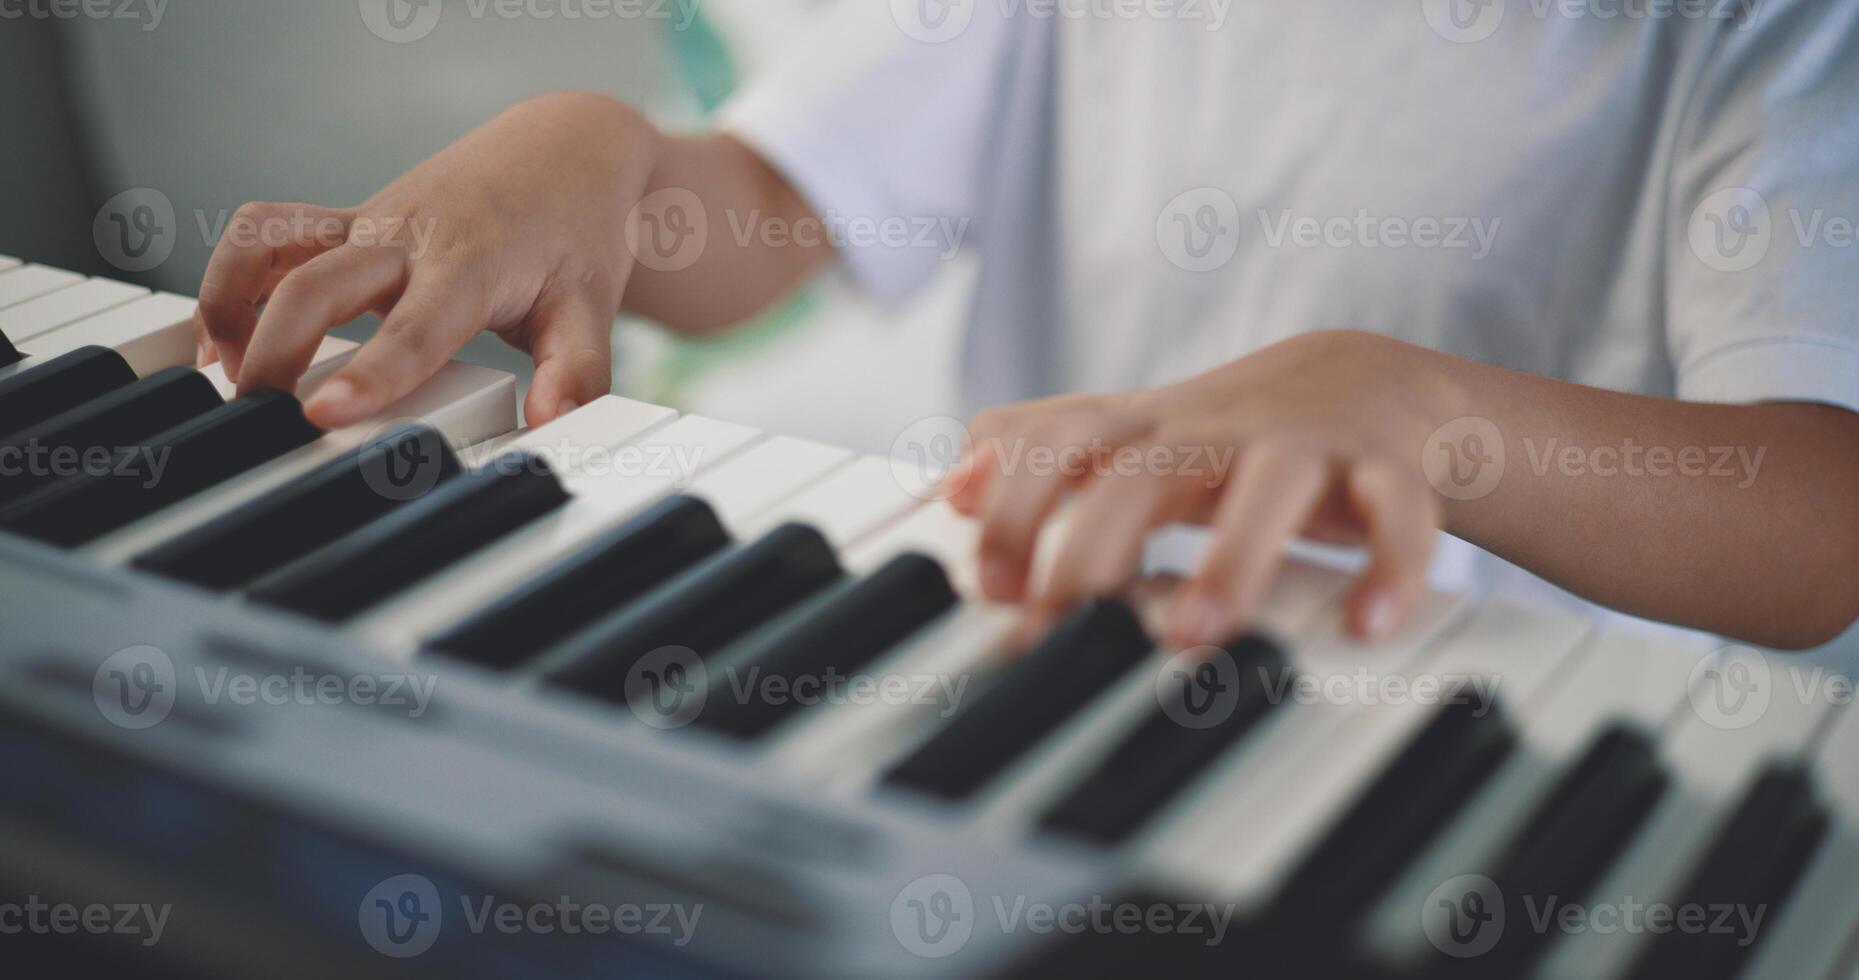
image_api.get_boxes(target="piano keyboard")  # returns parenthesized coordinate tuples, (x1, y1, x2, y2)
(0, 256, 1855, 980)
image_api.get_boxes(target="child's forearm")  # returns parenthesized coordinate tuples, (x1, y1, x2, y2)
(1431, 352, 1859, 649)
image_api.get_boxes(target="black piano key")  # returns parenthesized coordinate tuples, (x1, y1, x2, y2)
(245, 452, 569, 622)
(0, 346, 137, 440)
(0, 389, 322, 547)
(1271, 691, 1516, 924)
(884, 599, 1153, 802)
(693, 552, 960, 739)
(535, 523, 843, 703)
(0, 328, 19, 367)
(1457, 724, 1669, 973)
(1625, 765, 1827, 980)
(425, 494, 731, 670)
(1038, 633, 1288, 846)
(0, 366, 222, 507)
(131, 423, 462, 591)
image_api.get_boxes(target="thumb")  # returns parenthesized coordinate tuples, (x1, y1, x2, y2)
(523, 293, 616, 426)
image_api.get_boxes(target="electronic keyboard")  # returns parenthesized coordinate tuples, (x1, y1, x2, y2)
(2, 255, 1856, 980)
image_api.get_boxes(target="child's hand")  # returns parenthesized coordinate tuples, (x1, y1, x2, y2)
(194, 91, 662, 429)
(945, 330, 1464, 646)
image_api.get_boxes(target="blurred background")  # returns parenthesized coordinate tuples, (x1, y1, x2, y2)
(0, 0, 971, 454)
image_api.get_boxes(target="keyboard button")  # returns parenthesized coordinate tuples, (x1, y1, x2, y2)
(885, 599, 1153, 801)
(1271, 691, 1515, 924)
(0, 346, 138, 440)
(0, 278, 146, 343)
(1470, 725, 1669, 973)
(0, 265, 84, 310)
(1039, 633, 1289, 846)
(534, 523, 844, 704)
(0, 366, 221, 507)
(695, 552, 960, 739)
(1624, 765, 1827, 980)
(427, 494, 731, 670)
(131, 423, 462, 591)
(246, 453, 568, 622)
(14, 293, 197, 376)
(0, 389, 321, 546)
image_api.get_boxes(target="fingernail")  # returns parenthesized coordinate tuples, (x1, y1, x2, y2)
(196, 342, 212, 367)
(305, 378, 362, 425)
(980, 553, 1020, 598)
(1360, 593, 1398, 641)
(1170, 591, 1232, 645)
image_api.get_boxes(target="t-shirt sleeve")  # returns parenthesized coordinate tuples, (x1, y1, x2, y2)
(1665, 0, 1859, 413)
(717, 2, 1049, 306)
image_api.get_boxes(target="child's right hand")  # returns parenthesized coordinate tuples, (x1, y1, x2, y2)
(194, 91, 664, 429)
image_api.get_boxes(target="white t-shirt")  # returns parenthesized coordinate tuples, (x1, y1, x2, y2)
(720, 0, 1859, 637)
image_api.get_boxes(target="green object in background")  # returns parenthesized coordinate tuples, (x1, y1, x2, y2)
(647, 5, 820, 408)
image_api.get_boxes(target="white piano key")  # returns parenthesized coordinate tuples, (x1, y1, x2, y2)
(845, 500, 978, 588)
(740, 454, 922, 550)
(1138, 587, 1471, 906)
(197, 336, 360, 399)
(13, 292, 198, 376)
(966, 563, 1357, 843)
(84, 361, 519, 564)
(347, 406, 753, 659)
(686, 434, 856, 534)
(1537, 661, 1839, 980)
(0, 255, 18, 273)
(504, 396, 678, 474)
(0, 264, 84, 310)
(1723, 701, 1859, 980)
(0, 277, 147, 342)
(1364, 627, 1708, 966)
(763, 602, 1021, 794)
